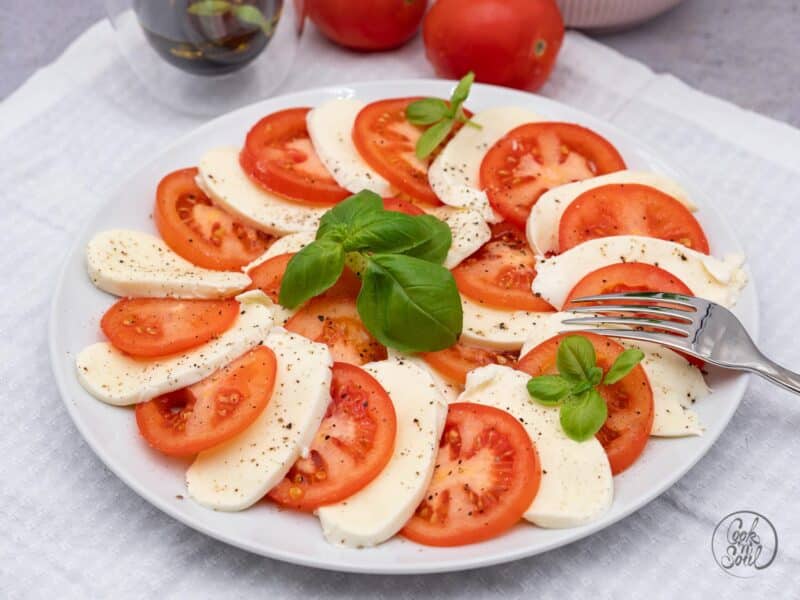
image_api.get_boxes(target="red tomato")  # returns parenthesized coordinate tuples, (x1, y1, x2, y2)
(383, 196, 425, 215)
(481, 123, 626, 227)
(136, 347, 277, 456)
(101, 298, 239, 358)
(421, 343, 518, 386)
(402, 403, 540, 546)
(269, 362, 397, 510)
(452, 223, 555, 312)
(240, 108, 350, 206)
(517, 333, 654, 474)
(246, 253, 293, 303)
(559, 183, 710, 254)
(155, 168, 274, 270)
(423, 0, 564, 91)
(307, 0, 428, 51)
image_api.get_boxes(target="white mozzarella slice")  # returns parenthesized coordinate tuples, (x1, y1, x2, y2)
(460, 296, 558, 351)
(317, 359, 448, 548)
(307, 98, 392, 196)
(429, 106, 543, 222)
(533, 235, 747, 309)
(460, 365, 613, 528)
(186, 328, 333, 511)
(86, 229, 250, 299)
(425, 206, 491, 269)
(518, 311, 707, 437)
(76, 290, 274, 406)
(526, 171, 696, 256)
(385, 349, 460, 403)
(197, 146, 325, 235)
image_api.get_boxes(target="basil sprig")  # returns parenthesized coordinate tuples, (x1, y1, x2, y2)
(526, 336, 645, 442)
(278, 190, 462, 353)
(406, 72, 481, 160)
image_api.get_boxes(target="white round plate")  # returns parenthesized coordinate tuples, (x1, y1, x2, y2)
(49, 80, 758, 574)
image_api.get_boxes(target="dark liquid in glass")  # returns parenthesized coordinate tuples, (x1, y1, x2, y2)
(135, 0, 283, 76)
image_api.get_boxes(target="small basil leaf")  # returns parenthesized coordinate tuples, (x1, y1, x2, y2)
(406, 98, 449, 125)
(187, 0, 231, 16)
(317, 190, 383, 241)
(570, 379, 593, 396)
(603, 348, 645, 385)
(357, 253, 462, 352)
(556, 335, 597, 384)
(527, 375, 571, 405)
(450, 72, 475, 110)
(399, 214, 451, 264)
(278, 239, 344, 309)
(415, 118, 454, 159)
(560, 389, 607, 442)
(232, 4, 272, 34)
(588, 365, 603, 387)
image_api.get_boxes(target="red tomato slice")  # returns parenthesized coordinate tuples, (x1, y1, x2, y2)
(383, 196, 425, 215)
(101, 297, 239, 358)
(155, 168, 275, 270)
(402, 402, 540, 547)
(480, 123, 626, 227)
(135, 347, 277, 456)
(240, 107, 350, 206)
(354, 98, 469, 206)
(558, 183, 710, 253)
(452, 223, 555, 312)
(269, 362, 397, 510)
(247, 252, 362, 302)
(517, 332, 654, 474)
(421, 343, 518, 386)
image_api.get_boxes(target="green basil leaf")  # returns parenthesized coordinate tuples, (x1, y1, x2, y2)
(187, 0, 231, 16)
(278, 239, 344, 309)
(317, 190, 383, 241)
(232, 4, 272, 34)
(588, 365, 603, 386)
(406, 98, 449, 125)
(560, 389, 607, 442)
(450, 72, 475, 110)
(556, 335, 597, 384)
(357, 253, 462, 352)
(342, 211, 432, 255)
(398, 214, 451, 264)
(603, 348, 645, 385)
(527, 375, 571, 405)
(415, 118, 454, 159)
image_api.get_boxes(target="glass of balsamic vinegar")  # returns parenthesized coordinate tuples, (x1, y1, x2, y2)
(105, 0, 304, 115)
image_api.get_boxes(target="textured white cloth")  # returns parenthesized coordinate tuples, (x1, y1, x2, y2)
(2, 19, 800, 599)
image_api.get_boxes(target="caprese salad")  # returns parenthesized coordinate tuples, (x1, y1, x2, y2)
(76, 74, 747, 549)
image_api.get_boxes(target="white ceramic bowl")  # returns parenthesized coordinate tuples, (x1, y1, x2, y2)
(557, 0, 687, 30)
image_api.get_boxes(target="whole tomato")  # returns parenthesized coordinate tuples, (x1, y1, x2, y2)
(423, 0, 564, 91)
(307, 0, 429, 51)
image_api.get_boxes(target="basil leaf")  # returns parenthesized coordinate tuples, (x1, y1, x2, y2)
(527, 375, 571, 405)
(232, 5, 272, 34)
(187, 0, 231, 16)
(603, 348, 645, 385)
(415, 118, 454, 159)
(560, 389, 607, 442)
(556, 335, 597, 384)
(317, 190, 383, 241)
(278, 239, 344, 309)
(406, 98, 449, 125)
(342, 211, 436, 256)
(450, 72, 475, 110)
(357, 254, 462, 352)
(399, 214, 451, 264)
(588, 365, 603, 386)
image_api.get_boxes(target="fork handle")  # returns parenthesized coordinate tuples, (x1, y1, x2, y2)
(750, 356, 800, 395)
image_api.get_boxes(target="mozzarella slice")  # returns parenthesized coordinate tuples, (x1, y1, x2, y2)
(242, 230, 316, 273)
(519, 312, 707, 437)
(526, 171, 696, 256)
(425, 206, 491, 269)
(460, 365, 613, 528)
(386, 349, 460, 403)
(307, 98, 392, 196)
(76, 290, 274, 406)
(429, 106, 542, 222)
(317, 359, 448, 547)
(86, 229, 250, 299)
(197, 146, 326, 236)
(186, 328, 333, 511)
(533, 236, 747, 309)
(461, 297, 558, 351)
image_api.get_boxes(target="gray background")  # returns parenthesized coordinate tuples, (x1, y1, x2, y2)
(1, 0, 798, 126)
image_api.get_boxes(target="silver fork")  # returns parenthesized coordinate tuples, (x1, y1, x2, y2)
(564, 292, 800, 395)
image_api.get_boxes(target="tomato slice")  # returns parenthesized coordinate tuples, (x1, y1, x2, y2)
(354, 98, 469, 206)
(480, 123, 626, 227)
(452, 222, 555, 312)
(402, 403, 540, 546)
(240, 107, 350, 206)
(101, 297, 239, 358)
(383, 196, 425, 215)
(246, 253, 293, 302)
(155, 168, 275, 270)
(517, 332, 654, 474)
(135, 347, 277, 456)
(421, 343, 518, 387)
(558, 183, 710, 253)
(268, 362, 397, 510)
